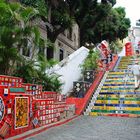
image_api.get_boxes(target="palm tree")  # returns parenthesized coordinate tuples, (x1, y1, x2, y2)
(0, 1, 40, 75)
(34, 54, 63, 92)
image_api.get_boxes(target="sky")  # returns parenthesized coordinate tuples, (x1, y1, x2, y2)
(115, 0, 140, 26)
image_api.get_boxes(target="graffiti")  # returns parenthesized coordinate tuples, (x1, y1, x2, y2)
(0, 97, 4, 122)
(15, 97, 29, 129)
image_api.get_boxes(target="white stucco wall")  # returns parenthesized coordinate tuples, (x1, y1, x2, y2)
(49, 46, 89, 95)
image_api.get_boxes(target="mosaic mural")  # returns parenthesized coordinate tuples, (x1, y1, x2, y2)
(0, 97, 4, 122)
(15, 97, 29, 129)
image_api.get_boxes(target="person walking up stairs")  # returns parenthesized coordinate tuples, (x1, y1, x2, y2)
(87, 56, 140, 118)
(131, 60, 140, 90)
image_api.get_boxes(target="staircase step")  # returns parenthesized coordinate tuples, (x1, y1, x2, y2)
(98, 94, 140, 98)
(97, 97, 140, 101)
(101, 87, 135, 89)
(103, 84, 134, 86)
(91, 109, 140, 114)
(92, 106, 140, 111)
(95, 100, 140, 104)
(104, 80, 134, 82)
(94, 103, 140, 107)
(99, 92, 140, 94)
(89, 112, 140, 118)
(85, 56, 140, 118)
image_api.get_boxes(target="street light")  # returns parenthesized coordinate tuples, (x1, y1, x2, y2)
(85, 42, 95, 49)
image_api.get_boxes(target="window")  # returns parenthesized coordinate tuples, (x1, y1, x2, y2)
(22, 46, 30, 57)
(59, 49, 64, 61)
(47, 47, 54, 60)
(22, 41, 32, 57)
(38, 39, 45, 55)
(58, 42, 62, 47)
(39, 47, 45, 55)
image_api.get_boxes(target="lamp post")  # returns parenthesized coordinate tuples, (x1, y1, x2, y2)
(85, 42, 95, 49)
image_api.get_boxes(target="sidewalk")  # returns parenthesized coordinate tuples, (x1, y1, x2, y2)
(25, 116, 140, 140)
(6, 115, 78, 140)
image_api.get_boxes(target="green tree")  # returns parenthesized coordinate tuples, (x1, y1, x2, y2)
(20, 0, 48, 18)
(20, 0, 130, 49)
(88, 6, 130, 44)
(35, 54, 63, 92)
(21, 0, 74, 43)
(14, 58, 38, 83)
(114, 7, 131, 40)
(65, 0, 117, 46)
(101, 0, 116, 6)
(0, 0, 63, 92)
(0, 0, 40, 75)
(14, 53, 63, 92)
(65, 0, 130, 47)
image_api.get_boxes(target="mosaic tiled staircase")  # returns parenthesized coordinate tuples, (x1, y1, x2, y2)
(88, 56, 140, 117)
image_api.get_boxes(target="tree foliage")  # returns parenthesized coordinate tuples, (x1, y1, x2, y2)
(0, 0, 40, 75)
(86, 6, 131, 44)
(14, 54, 63, 92)
(0, 0, 62, 92)
(21, 0, 74, 42)
(66, 0, 130, 46)
(20, 0, 130, 47)
(20, 0, 48, 18)
(101, 0, 116, 6)
(81, 49, 99, 71)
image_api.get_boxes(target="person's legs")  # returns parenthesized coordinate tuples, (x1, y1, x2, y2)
(137, 75, 140, 87)
(134, 75, 139, 88)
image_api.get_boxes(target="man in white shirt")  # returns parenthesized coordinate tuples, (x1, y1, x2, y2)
(131, 60, 140, 90)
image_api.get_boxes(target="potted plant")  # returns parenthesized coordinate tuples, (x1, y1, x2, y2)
(81, 49, 99, 83)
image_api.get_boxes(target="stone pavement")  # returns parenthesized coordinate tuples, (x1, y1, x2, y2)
(6, 116, 78, 140)
(25, 116, 140, 140)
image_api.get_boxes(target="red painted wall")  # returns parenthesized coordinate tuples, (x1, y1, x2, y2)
(125, 42, 134, 56)
(66, 71, 104, 115)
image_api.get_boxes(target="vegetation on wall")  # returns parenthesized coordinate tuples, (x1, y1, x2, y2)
(81, 49, 99, 71)
(14, 53, 63, 92)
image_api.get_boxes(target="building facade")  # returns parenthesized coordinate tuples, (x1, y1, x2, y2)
(54, 24, 80, 61)
(128, 26, 140, 50)
(37, 20, 80, 61)
(10, 0, 80, 61)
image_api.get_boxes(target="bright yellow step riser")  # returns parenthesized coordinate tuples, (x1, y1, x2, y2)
(104, 82, 134, 84)
(92, 106, 140, 111)
(89, 112, 140, 117)
(95, 100, 140, 104)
